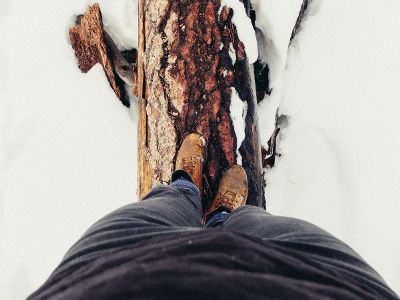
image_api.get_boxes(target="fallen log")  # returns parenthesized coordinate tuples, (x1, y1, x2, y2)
(137, 0, 265, 208)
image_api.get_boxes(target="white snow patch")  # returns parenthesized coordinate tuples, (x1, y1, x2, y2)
(91, 0, 138, 49)
(0, 0, 12, 17)
(230, 88, 247, 165)
(229, 42, 237, 64)
(251, 0, 304, 149)
(221, 0, 258, 63)
(250, 0, 303, 87)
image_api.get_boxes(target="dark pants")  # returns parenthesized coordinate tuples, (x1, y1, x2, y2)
(52, 182, 386, 287)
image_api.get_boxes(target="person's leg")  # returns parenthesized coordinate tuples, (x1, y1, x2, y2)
(219, 205, 387, 284)
(220, 205, 359, 256)
(54, 173, 203, 276)
(54, 133, 207, 275)
(203, 162, 387, 285)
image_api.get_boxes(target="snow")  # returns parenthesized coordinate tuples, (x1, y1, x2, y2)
(0, 0, 137, 299)
(1, 0, 400, 298)
(230, 88, 248, 165)
(0, 0, 12, 17)
(251, 0, 304, 148)
(228, 43, 237, 64)
(256, 0, 400, 294)
(220, 0, 258, 63)
(91, 0, 138, 49)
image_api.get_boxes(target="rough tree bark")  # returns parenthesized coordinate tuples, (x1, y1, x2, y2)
(137, 0, 265, 208)
(69, 4, 133, 106)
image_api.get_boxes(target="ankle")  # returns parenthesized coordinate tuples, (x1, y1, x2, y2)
(170, 178, 200, 197)
(171, 169, 194, 183)
(205, 209, 231, 227)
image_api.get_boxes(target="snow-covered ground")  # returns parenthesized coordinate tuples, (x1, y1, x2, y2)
(0, 0, 399, 298)
(256, 0, 400, 293)
(0, 1, 138, 299)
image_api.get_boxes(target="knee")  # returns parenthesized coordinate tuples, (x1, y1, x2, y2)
(223, 205, 271, 228)
(140, 185, 171, 200)
(230, 205, 271, 218)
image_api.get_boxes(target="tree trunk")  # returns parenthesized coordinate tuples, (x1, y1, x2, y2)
(137, 0, 265, 208)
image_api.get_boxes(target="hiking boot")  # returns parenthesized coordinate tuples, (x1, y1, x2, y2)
(203, 164, 248, 222)
(175, 133, 207, 192)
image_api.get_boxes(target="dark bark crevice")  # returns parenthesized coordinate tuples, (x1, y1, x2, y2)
(291, 0, 309, 42)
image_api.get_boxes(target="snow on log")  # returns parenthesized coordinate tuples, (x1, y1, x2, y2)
(138, 0, 265, 207)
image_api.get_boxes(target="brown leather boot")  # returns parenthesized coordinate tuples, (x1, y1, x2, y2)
(203, 164, 248, 223)
(175, 133, 207, 192)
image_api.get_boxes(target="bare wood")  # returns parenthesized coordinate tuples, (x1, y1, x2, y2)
(137, 0, 152, 198)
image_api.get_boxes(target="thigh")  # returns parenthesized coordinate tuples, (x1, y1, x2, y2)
(221, 205, 363, 259)
(221, 206, 388, 285)
(55, 185, 203, 275)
